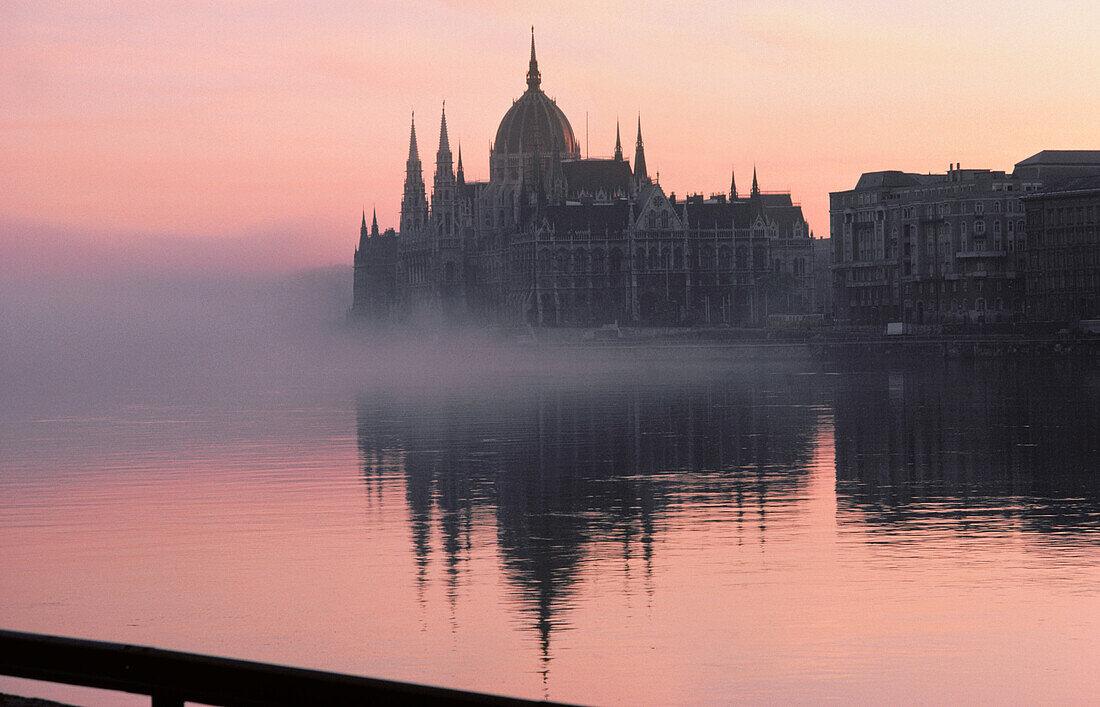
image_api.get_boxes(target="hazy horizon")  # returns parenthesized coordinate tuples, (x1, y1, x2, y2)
(5, 0, 1100, 277)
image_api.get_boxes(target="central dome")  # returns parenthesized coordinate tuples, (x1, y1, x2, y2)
(494, 91, 580, 157)
(493, 33, 580, 158)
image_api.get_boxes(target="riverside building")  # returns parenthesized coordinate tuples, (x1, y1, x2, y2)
(830, 152, 1100, 325)
(352, 33, 817, 327)
(1022, 174, 1100, 321)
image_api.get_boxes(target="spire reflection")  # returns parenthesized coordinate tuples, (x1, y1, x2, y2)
(355, 373, 826, 673)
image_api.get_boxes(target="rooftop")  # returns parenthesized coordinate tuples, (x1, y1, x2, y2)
(1015, 150, 1100, 167)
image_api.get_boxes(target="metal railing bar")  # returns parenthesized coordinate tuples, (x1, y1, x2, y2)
(0, 630, 561, 707)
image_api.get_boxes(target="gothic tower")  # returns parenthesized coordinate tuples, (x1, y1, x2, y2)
(633, 116, 649, 187)
(400, 113, 428, 237)
(431, 103, 456, 236)
(455, 145, 472, 229)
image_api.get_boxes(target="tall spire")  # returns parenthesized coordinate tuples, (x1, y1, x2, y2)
(633, 115, 648, 185)
(614, 120, 623, 161)
(401, 112, 428, 236)
(730, 169, 738, 199)
(437, 101, 451, 158)
(371, 207, 379, 237)
(407, 111, 420, 166)
(751, 165, 759, 197)
(456, 143, 465, 185)
(432, 101, 456, 234)
(526, 26, 541, 91)
(357, 209, 369, 253)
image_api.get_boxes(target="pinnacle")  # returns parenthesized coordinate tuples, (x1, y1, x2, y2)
(408, 112, 420, 163)
(437, 101, 450, 157)
(527, 27, 541, 91)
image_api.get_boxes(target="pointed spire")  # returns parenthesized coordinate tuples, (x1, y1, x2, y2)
(614, 120, 623, 161)
(456, 143, 465, 185)
(751, 165, 759, 196)
(358, 207, 370, 253)
(730, 169, 738, 199)
(526, 26, 541, 91)
(437, 101, 450, 158)
(401, 111, 428, 236)
(407, 112, 420, 165)
(371, 207, 379, 237)
(633, 115, 648, 185)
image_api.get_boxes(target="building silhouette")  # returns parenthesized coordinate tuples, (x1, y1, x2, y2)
(830, 152, 1100, 325)
(1022, 174, 1100, 321)
(353, 33, 818, 327)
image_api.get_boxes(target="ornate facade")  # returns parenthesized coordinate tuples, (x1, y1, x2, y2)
(830, 151, 1100, 326)
(1022, 174, 1100, 321)
(353, 34, 816, 327)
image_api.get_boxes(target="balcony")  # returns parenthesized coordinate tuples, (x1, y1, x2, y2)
(956, 249, 1006, 259)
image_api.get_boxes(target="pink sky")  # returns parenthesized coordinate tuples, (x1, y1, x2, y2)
(2, 1, 1099, 272)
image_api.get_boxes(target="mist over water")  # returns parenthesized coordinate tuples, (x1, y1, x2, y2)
(2, 257, 1099, 704)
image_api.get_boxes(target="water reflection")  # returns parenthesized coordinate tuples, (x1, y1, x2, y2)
(3, 354, 1100, 703)
(356, 373, 827, 671)
(833, 361, 1100, 538)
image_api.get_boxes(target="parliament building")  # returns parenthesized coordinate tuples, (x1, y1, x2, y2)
(352, 34, 817, 327)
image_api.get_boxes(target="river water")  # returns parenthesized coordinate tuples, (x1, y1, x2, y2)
(1, 345, 1098, 704)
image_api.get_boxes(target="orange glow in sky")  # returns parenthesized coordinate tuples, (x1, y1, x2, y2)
(3, 1, 1099, 271)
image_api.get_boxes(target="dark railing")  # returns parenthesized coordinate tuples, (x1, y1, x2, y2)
(0, 629, 554, 706)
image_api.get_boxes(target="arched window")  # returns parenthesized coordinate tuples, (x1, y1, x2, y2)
(735, 245, 748, 270)
(574, 248, 588, 273)
(592, 248, 605, 273)
(555, 248, 570, 273)
(609, 248, 623, 273)
(719, 245, 733, 270)
(701, 245, 715, 266)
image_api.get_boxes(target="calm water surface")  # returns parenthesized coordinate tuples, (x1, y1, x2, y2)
(2, 351, 1098, 704)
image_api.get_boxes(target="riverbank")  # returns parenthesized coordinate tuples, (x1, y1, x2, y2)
(504, 324, 1100, 360)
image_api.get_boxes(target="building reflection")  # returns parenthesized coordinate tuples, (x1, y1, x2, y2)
(355, 374, 824, 671)
(833, 361, 1100, 536)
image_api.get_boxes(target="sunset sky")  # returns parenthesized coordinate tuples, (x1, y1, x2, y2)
(3, 0, 1099, 273)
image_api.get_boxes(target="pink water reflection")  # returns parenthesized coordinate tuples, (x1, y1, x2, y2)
(2, 370, 1099, 705)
